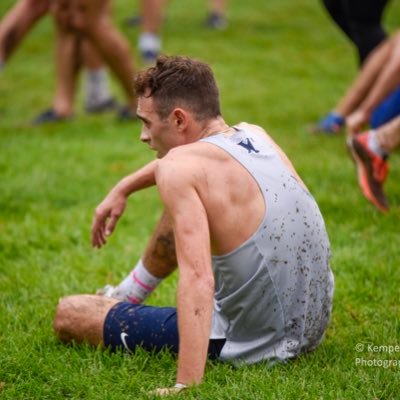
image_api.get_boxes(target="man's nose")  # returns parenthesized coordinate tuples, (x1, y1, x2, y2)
(140, 130, 150, 143)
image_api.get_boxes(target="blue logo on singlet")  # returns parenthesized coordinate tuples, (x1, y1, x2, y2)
(237, 138, 260, 154)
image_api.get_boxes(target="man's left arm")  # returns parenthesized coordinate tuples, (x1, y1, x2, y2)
(156, 155, 215, 388)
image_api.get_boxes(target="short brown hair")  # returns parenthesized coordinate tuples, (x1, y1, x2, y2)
(134, 55, 221, 121)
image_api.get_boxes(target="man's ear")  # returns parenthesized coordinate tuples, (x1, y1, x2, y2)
(172, 108, 188, 131)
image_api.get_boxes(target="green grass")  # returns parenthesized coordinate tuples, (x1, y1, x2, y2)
(1, 0, 400, 398)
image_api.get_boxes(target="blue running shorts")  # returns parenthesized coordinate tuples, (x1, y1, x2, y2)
(103, 302, 225, 359)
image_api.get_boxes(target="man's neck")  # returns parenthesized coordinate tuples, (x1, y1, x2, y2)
(198, 116, 230, 139)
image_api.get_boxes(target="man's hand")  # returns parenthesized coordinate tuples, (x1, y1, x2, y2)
(149, 385, 187, 397)
(346, 109, 369, 135)
(91, 189, 127, 248)
(90, 160, 159, 248)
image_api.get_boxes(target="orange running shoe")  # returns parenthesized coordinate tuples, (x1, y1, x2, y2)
(347, 132, 389, 212)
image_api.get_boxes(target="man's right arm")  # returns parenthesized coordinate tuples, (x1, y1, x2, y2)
(91, 159, 158, 248)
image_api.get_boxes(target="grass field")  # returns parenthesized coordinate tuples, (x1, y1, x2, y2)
(1, 0, 400, 398)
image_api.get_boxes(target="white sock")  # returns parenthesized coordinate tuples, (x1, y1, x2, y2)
(138, 32, 161, 54)
(368, 130, 388, 158)
(110, 259, 163, 303)
(84, 68, 111, 108)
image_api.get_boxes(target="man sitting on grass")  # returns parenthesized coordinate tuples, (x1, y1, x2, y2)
(53, 55, 334, 395)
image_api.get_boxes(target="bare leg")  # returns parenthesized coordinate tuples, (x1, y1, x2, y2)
(138, 0, 167, 63)
(51, 3, 81, 117)
(141, 0, 166, 35)
(356, 32, 400, 117)
(142, 210, 177, 278)
(82, 39, 115, 111)
(55, 211, 177, 344)
(70, 0, 137, 112)
(81, 39, 103, 70)
(101, 210, 177, 303)
(54, 294, 119, 345)
(0, 0, 50, 62)
(335, 36, 392, 117)
(209, 0, 227, 15)
(376, 115, 400, 153)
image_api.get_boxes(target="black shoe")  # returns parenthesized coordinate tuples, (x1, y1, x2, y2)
(117, 106, 138, 122)
(31, 109, 70, 125)
(204, 12, 227, 29)
(85, 98, 118, 114)
(140, 49, 159, 65)
(125, 15, 142, 27)
(125, 14, 167, 27)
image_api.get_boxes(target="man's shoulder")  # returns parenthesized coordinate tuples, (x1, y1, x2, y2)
(156, 146, 200, 183)
(156, 143, 216, 186)
(236, 122, 267, 134)
(160, 142, 215, 167)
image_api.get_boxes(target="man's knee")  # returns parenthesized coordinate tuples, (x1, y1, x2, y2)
(53, 295, 82, 342)
(53, 294, 118, 345)
(52, 0, 90, 32)
(24, 0, 51, 18)
(51, 0, 73, 29)
(64, 0, 108, 33)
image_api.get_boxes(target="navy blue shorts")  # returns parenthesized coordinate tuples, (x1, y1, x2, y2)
(103, 302, 225, 359)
